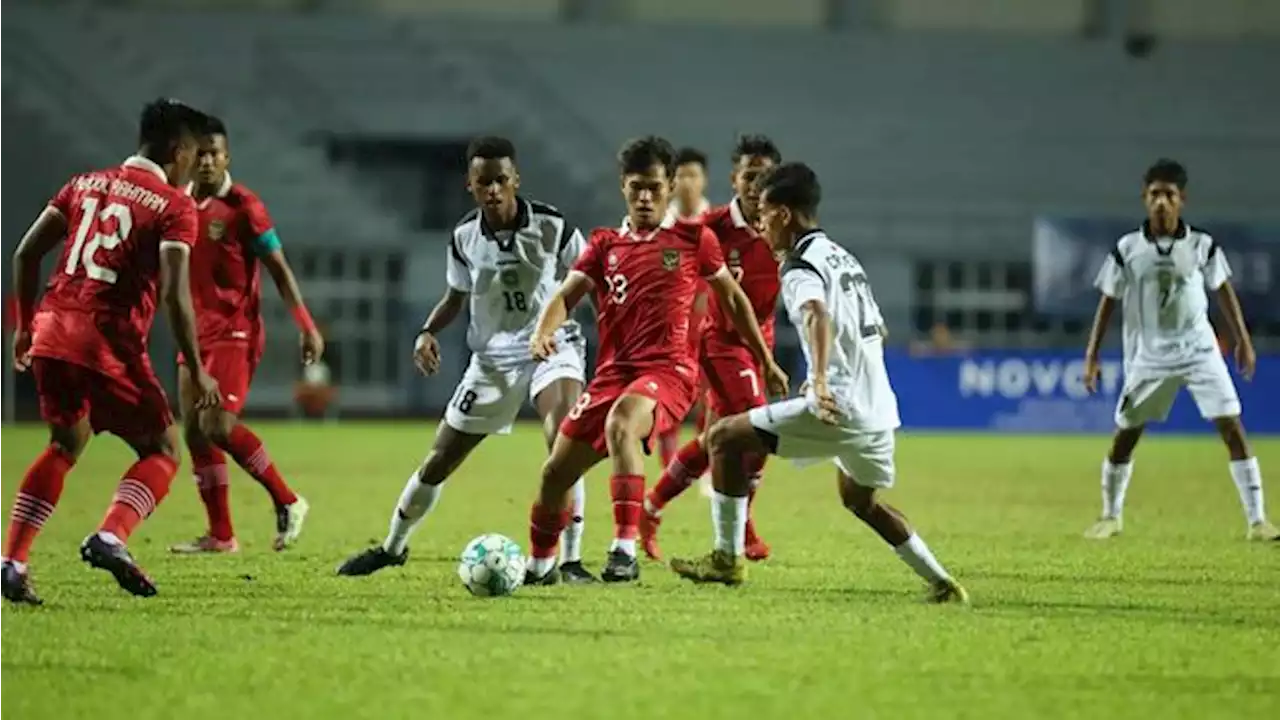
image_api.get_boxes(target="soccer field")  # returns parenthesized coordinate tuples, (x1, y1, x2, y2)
(2, 423, 1277, 719)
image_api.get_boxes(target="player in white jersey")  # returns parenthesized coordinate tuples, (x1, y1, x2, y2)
(1083, 159, 1278, 541)
(670, 163, 968, 602)
(337, 137, 599, 582)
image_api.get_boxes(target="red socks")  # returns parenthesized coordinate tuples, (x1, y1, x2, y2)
(529, 503, 570, 559)
(192, 446, 233, 541)
(224, 424, 297, 507)
(646, 440, 709, 512)
(3, 446, 75, 564)
(99, 454, 178, 543)
(610, 474, 645, 541)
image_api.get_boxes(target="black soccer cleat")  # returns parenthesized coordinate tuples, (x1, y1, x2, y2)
(558, 561, 599, 584)
(2, 562, 43, 606)
(601, 549, 640, 583)
(336, 545, 408, 577)
(80, 533, 157, 598)
(523, 566, 560, 587)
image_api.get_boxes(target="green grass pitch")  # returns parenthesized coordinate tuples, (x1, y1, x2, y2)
(2, 422, 1277, 719)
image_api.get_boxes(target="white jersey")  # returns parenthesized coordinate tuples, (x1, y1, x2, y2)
(447, 198, 585, 368)
(1094, 222, 1230, 375)
(781, 230, 900, 433)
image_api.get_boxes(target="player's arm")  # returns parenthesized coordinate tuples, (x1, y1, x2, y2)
(531, 271, 593, 361)
(411, 288, 468, 376)
(705, 269, 788, 396)
(250, 218, 323, 365)
(11, 207, 68, 369)
(1203, 240, 1255, 379)
(161, 236, 220, 410)
(1085, 246, 1125, 393)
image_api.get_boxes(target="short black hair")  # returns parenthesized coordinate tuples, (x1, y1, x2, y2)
(467, 136, 517, 162)
(618, 135, 676, 177)
(760, 162, 821, 217)
(203, 115, 228, 139)
(1144, 158, 1188, 189)
(674, 147, 708, 170)
(732, 134, 781, 164)
(138, 97, 209, 152)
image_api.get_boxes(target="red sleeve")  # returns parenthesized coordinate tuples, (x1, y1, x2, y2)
(241, 190, 274, 237)
(49, 180, 75, 216)
(696, 227, 725, 278)
(161, 198, 199, 249)
(572, 230, 606, 286)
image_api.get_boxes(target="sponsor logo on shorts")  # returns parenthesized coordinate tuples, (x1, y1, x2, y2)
(662, 250, 680, 271)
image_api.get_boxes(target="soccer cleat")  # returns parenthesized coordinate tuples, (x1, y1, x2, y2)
(927, 578, 970, 605)
(336, 545, 408, 576)
(744, 519, 770, 561)
(639, 510, 664, 561)
(558, 561, 598, 584)
(273, 496, 309, 551)
(601, 549, 640, 583)
(524, 565, 560, 587)
(1083, 516, 1123, 539)
(169, 535, 240, 554)
(2, 562, 43, 606)
(670, 550, 747, 586)
(1246, 520, 1280, 541)
(80, 533, 157, 598)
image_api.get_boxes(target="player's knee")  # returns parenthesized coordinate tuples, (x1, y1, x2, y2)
(200, 411, 235, 446)
(48, 423, 90, 460)
(705, 417, 745, 458)
(603, 405, 641, 451)
(840, 481, 875, 519)
(1214, 416, 1250, 457)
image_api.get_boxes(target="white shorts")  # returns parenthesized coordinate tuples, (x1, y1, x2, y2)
(444, 341, 586, 435)
(1115, 353, 1241, 429)
(747, 397, 897, 488)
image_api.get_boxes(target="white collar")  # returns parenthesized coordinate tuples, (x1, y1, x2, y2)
(618, 210, 678, 238)
(185, 173, 233, 207)
(729, 197, 752, 229)
(665, 197, 710, 223)
(122, 155, 168, 183)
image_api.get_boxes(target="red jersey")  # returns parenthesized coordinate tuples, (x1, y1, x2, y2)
(190, 174, 273, 348)
(573, 218, 726, 375)
(702, 198, 780, 349)
(34, 156, 197, 362)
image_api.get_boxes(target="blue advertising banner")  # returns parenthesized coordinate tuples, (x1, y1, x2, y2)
(886, 350, 1280, 434)
(1032, 217, 1278, 321)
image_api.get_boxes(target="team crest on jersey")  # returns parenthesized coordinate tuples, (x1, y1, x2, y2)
(662, 249, 680, 271)
(608, 252, 619, 268)
(207, 220, 226, 242)
(501, 269, 520, 287)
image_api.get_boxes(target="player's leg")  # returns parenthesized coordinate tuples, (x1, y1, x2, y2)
(2, 359, 92, 605)
(1186, 357, 1277, 539)
(338, 362, 510, 576)
(641, 400, 715, 560)
(834, 446, 966, 604)
(169, 361, 237, 554)
(1085, 375, 1176, 539)
(669, 411, 769, 584)
(599, 391, 663, 581)
(198, 345, 308, 550)
(526, 432, 604, 584)
(532, 370, 596, 583)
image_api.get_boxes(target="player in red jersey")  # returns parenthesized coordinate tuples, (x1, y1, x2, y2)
(641, 134, 782, 562)
(2, 99, 220, 604)
(168, 117, 322, 555)
(656, 146, 713, 470)
(523, 136, 787, 584)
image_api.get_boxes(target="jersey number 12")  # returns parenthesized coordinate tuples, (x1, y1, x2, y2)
(65, 197, 133, 285)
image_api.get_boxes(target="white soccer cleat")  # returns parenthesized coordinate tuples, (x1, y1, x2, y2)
(1246, 520, 1280, 541)
(273, 496, 310, 551)
(1084, 516, 1123, 540)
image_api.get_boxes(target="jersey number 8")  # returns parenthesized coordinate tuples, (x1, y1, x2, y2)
(65, 197, 133, 285)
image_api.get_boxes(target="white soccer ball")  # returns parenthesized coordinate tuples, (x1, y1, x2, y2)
(457, 533, 526, 597)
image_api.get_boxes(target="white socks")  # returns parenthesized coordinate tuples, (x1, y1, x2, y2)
(383, 469, 442, 555)
(711, 491, 747, 555)
(893, 533, 951, 584)
(560, 479, 585, 563)
(1229, 457, 1265, 526)
(1100, 459, 1133, 519)
(610, 538, 637, 556)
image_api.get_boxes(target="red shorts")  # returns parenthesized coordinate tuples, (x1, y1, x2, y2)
(188, 342, 260, 414)
(33, 357, 173, 438)
(700, 343, 766, 417)
(560, 364, 699, 455)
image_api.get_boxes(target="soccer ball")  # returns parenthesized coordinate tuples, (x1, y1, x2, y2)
(457, 534, 526, 597)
